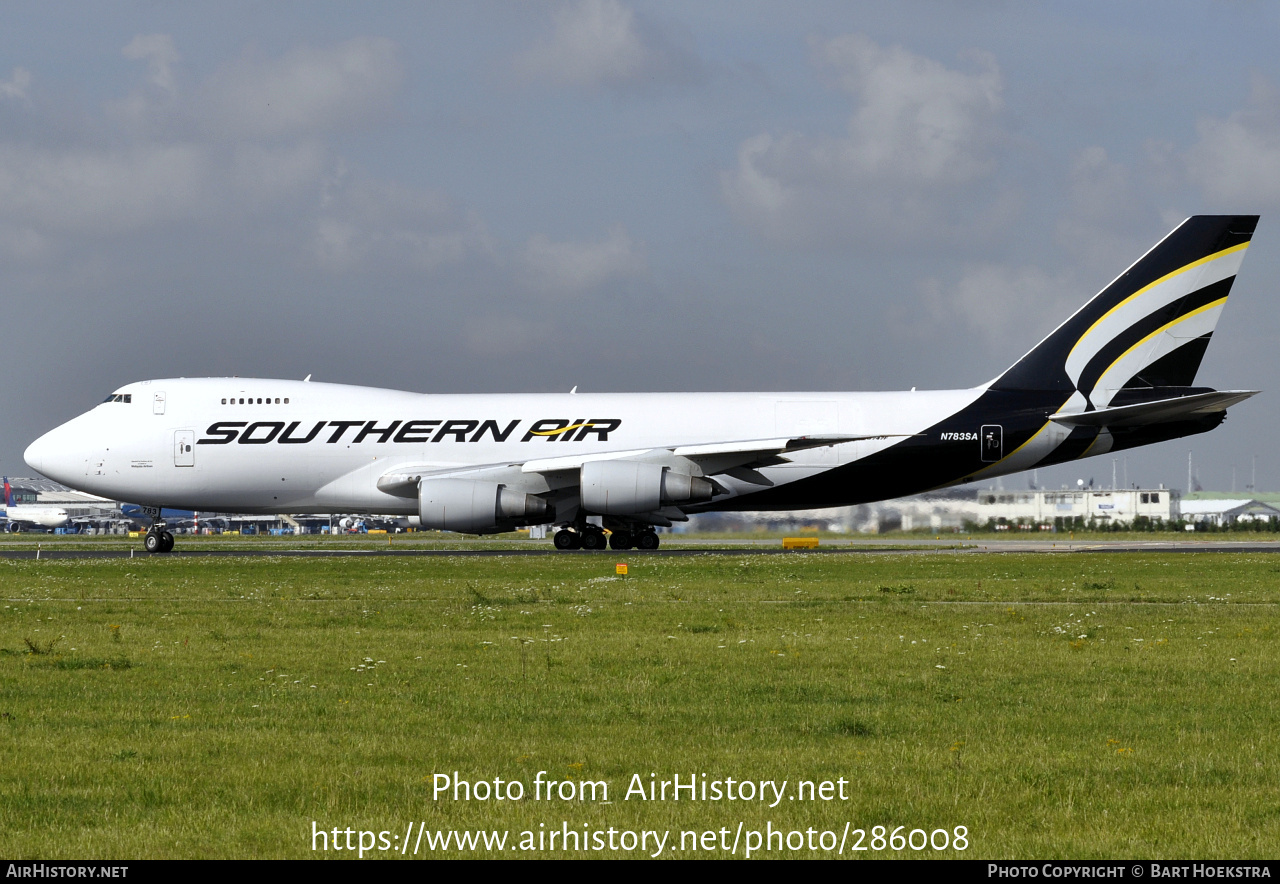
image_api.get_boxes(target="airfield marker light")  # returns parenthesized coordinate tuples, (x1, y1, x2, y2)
(616, 563, 628, 576)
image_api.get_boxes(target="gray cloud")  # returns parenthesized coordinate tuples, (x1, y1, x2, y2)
(514, 0, 701, 92)
(919, 263, 1078, 356)
(0, 68, 31, 102)
(122, 34, 180, 96)
(203, 37, 404, 140)
(1054, 145, 1155, 279)
(721, 32, 1011, 247)
(520, 227, 646, 295)
(311, 174, 494, 274)
(1185, 73, 1280, 207)
(0, 143, 212, 238)
(0, 35, 421, 273)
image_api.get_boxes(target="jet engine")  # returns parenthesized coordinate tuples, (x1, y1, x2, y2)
(580, 461, 714, 515)
(418, 478, 548, 533)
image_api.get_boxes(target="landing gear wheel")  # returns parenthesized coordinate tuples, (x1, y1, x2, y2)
(144, 532, 163, 554)
(160, 531, 175, 553)
(636, 531, 660, 551)
(580, 530, 607, 551)
(608, 531, 633, 550)
(553, 529, 582, 550)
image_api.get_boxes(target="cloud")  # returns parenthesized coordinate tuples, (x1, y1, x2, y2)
(918, 148, 1156, 358)
(1054, 146, 1154, 276)
(721, 32, 1009, 247)
(311, 175, 493, 273)
(515, 0, 700, 91)
(0, 143, 212, 234)
(1184, 73, 1280, 206)
(0, 35, 427, 269)
(521, 227, 646, 294)
(0, 140, 333, 248)
(204, 37, 404, 139)
(123, 34, 180, 95)
(0, 68, 31, 102)
(812, 33, 1003, 184)
(920, 263, 1078, 355)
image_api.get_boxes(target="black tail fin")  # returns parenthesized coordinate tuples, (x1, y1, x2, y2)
(992, 215, 1258, 408)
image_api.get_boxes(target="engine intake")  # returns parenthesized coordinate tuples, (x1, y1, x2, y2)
(580, 461, 714, 515)
(418, 478, 547, 533)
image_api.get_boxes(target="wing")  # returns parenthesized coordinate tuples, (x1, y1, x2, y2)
(375, 433, 905, 499)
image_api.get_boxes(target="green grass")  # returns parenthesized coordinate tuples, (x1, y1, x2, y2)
(4, 527, 1277, 556)
(1, 551, 1279, 858)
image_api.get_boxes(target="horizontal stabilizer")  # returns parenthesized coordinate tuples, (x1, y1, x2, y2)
(1048, 390, 1258, 428)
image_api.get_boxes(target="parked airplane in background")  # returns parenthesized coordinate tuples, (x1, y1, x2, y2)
(3, 478, 71, 532)
(3, 477, 124, 533)
(24, 215, 1260, 553)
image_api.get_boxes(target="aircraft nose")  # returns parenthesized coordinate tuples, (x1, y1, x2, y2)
(24, 425, 76, 484)
(23, 435, 46, 474)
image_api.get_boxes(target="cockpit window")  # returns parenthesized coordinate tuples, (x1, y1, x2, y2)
(102, 393, 132, 403)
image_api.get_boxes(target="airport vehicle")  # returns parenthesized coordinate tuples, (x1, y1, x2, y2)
(24, 215, 1260, 553)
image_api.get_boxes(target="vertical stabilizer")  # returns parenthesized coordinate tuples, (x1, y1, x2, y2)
(992, 215, 1258, 408)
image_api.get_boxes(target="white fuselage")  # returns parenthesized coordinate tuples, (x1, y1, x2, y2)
(24, 378, 987, 515)
(3, 504, 71, 529)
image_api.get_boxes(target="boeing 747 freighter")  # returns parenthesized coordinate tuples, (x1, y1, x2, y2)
(24, 215, 1260, 552)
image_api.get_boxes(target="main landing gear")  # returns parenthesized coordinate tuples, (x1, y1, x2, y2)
(552, 524, 660, 551)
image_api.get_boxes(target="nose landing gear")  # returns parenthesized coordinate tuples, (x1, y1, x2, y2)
(140, 506, 174, 553)
(144, 528, 174, 553)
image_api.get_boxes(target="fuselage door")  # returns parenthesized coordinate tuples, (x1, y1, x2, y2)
(980, 425, 1003, 463)
(174, 430, 195, 467)
(153, 391, 167, 415)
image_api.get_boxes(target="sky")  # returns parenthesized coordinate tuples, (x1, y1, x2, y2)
(3, 0, 1280, 495)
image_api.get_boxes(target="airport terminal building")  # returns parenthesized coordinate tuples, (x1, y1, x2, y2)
(976, 487, 1179, 527)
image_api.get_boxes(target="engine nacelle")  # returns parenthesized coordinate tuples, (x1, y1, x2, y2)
(418, 478, 548, 533)
(580, 461, 714, 515)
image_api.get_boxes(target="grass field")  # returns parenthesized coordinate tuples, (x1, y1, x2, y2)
(2, 547, 1278, 858)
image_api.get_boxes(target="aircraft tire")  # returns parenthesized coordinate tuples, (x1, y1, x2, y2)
(553, 529, 581, 550)
(160, 531, 175, 553)
(580, 530, 607, 551)
(144, 532, 163, 554)
(636, 531, 660, 551)
(608, 532, 633, 550)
